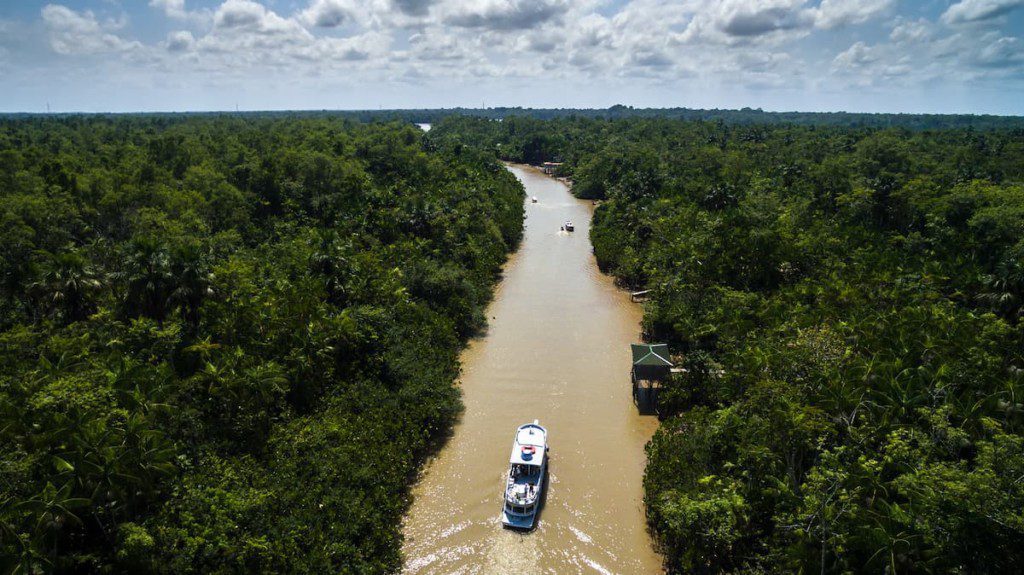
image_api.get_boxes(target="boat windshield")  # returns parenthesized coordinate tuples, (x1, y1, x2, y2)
(510, 464, 541, 478)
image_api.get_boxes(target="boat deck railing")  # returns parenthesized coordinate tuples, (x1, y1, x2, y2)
(506, 474, 541, 504)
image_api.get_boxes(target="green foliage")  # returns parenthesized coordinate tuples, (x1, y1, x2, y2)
(0, 115, 523, 572)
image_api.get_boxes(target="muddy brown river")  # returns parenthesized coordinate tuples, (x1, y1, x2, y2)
(401, 165, 663, 574)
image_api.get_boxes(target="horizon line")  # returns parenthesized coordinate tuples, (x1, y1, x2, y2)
(1, 105, 1022, 119)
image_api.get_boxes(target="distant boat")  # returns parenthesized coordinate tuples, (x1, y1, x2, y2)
(564, 221, 574, 232)
(501, 421, 548, 530)
(531, 196, 538, 203)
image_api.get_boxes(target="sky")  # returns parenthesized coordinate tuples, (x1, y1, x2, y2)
(0, 0, 1022, 114)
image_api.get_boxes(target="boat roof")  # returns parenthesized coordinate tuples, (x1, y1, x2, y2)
(510, 423, 547, 465)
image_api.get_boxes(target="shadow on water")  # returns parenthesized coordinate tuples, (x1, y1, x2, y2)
(405, 410, 461, 493)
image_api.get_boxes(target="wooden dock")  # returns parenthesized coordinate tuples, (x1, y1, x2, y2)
(630, 290, 650, 303)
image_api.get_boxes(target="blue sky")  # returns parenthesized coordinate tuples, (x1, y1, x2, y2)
(0, 0, 1022, 114)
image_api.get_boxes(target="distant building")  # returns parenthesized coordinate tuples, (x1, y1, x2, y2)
(541, 162, 563, 175)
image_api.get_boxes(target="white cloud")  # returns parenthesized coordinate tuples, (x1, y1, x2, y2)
(976, 35, 1024, 67)
(809, 0, 893, 29)
(826, 22, 1021, 88)
(179, 0, 402, 72)
(830, 40, 915, 87)
(408, 31, 471, 61)
(573, 13, 615, 50)
(941, 0, 1024, 25)
(715, 0, 811, 37)
(149, 0, 211, 25)
(166, 30, 195, 52)
(733, 50, 792, 73)
(298, 0, 355, 28)
(890, 18, 931, 44)
(183, 0, 316, 69)
(513, 28, 562, 53)
(214, 0, 267, 28)
(630, 47, 673, 68)
(210, 0, 312, 38)
(443, 0, 571, 31)
(41, 4, 141, 55)
(672, 0, 813, 46)
(669, 0, 893, 47)
(34, 0, 938, 89)
(298, 31, 392, 61)
(150, 0, 187, 19)
(833, 41, 878, 69)
(393, 0, 435, 16)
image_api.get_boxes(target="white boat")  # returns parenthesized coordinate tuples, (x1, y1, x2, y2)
(564, 221, 575, 232)
(531, 196, 538, 203)
(501, 420, 548, 530)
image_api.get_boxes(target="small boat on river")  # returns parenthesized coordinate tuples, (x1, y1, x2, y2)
(564, 221, 574, 232)
(501, 420, 548, 530)
(531, 196, 538, 203)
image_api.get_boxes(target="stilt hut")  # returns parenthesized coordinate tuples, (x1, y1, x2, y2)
(631, 343, 672, 414)
(541, 162, 563, 175)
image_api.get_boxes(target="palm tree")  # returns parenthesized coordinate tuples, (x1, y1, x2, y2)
(14, 482, 89, 564)
(29, 249, 102, 323)
(168, 243, 213, 334)
(114, 238, 173, 323)
(310, 231, 351, 306)
(978, 256, 1024, 321)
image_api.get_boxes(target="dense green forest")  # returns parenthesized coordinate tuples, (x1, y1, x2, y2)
(9, 106, 1024, 131)
(0, 115, 523, 573)
(432, 115, 1024, 572)
(7, 109, 1024, 574)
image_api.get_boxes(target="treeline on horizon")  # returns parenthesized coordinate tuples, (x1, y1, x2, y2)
(6, 104, 1024, 131)
(430, 115, 1024, 572)
(399, 105, 1024, 130)
(0, 115, 524, 572)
